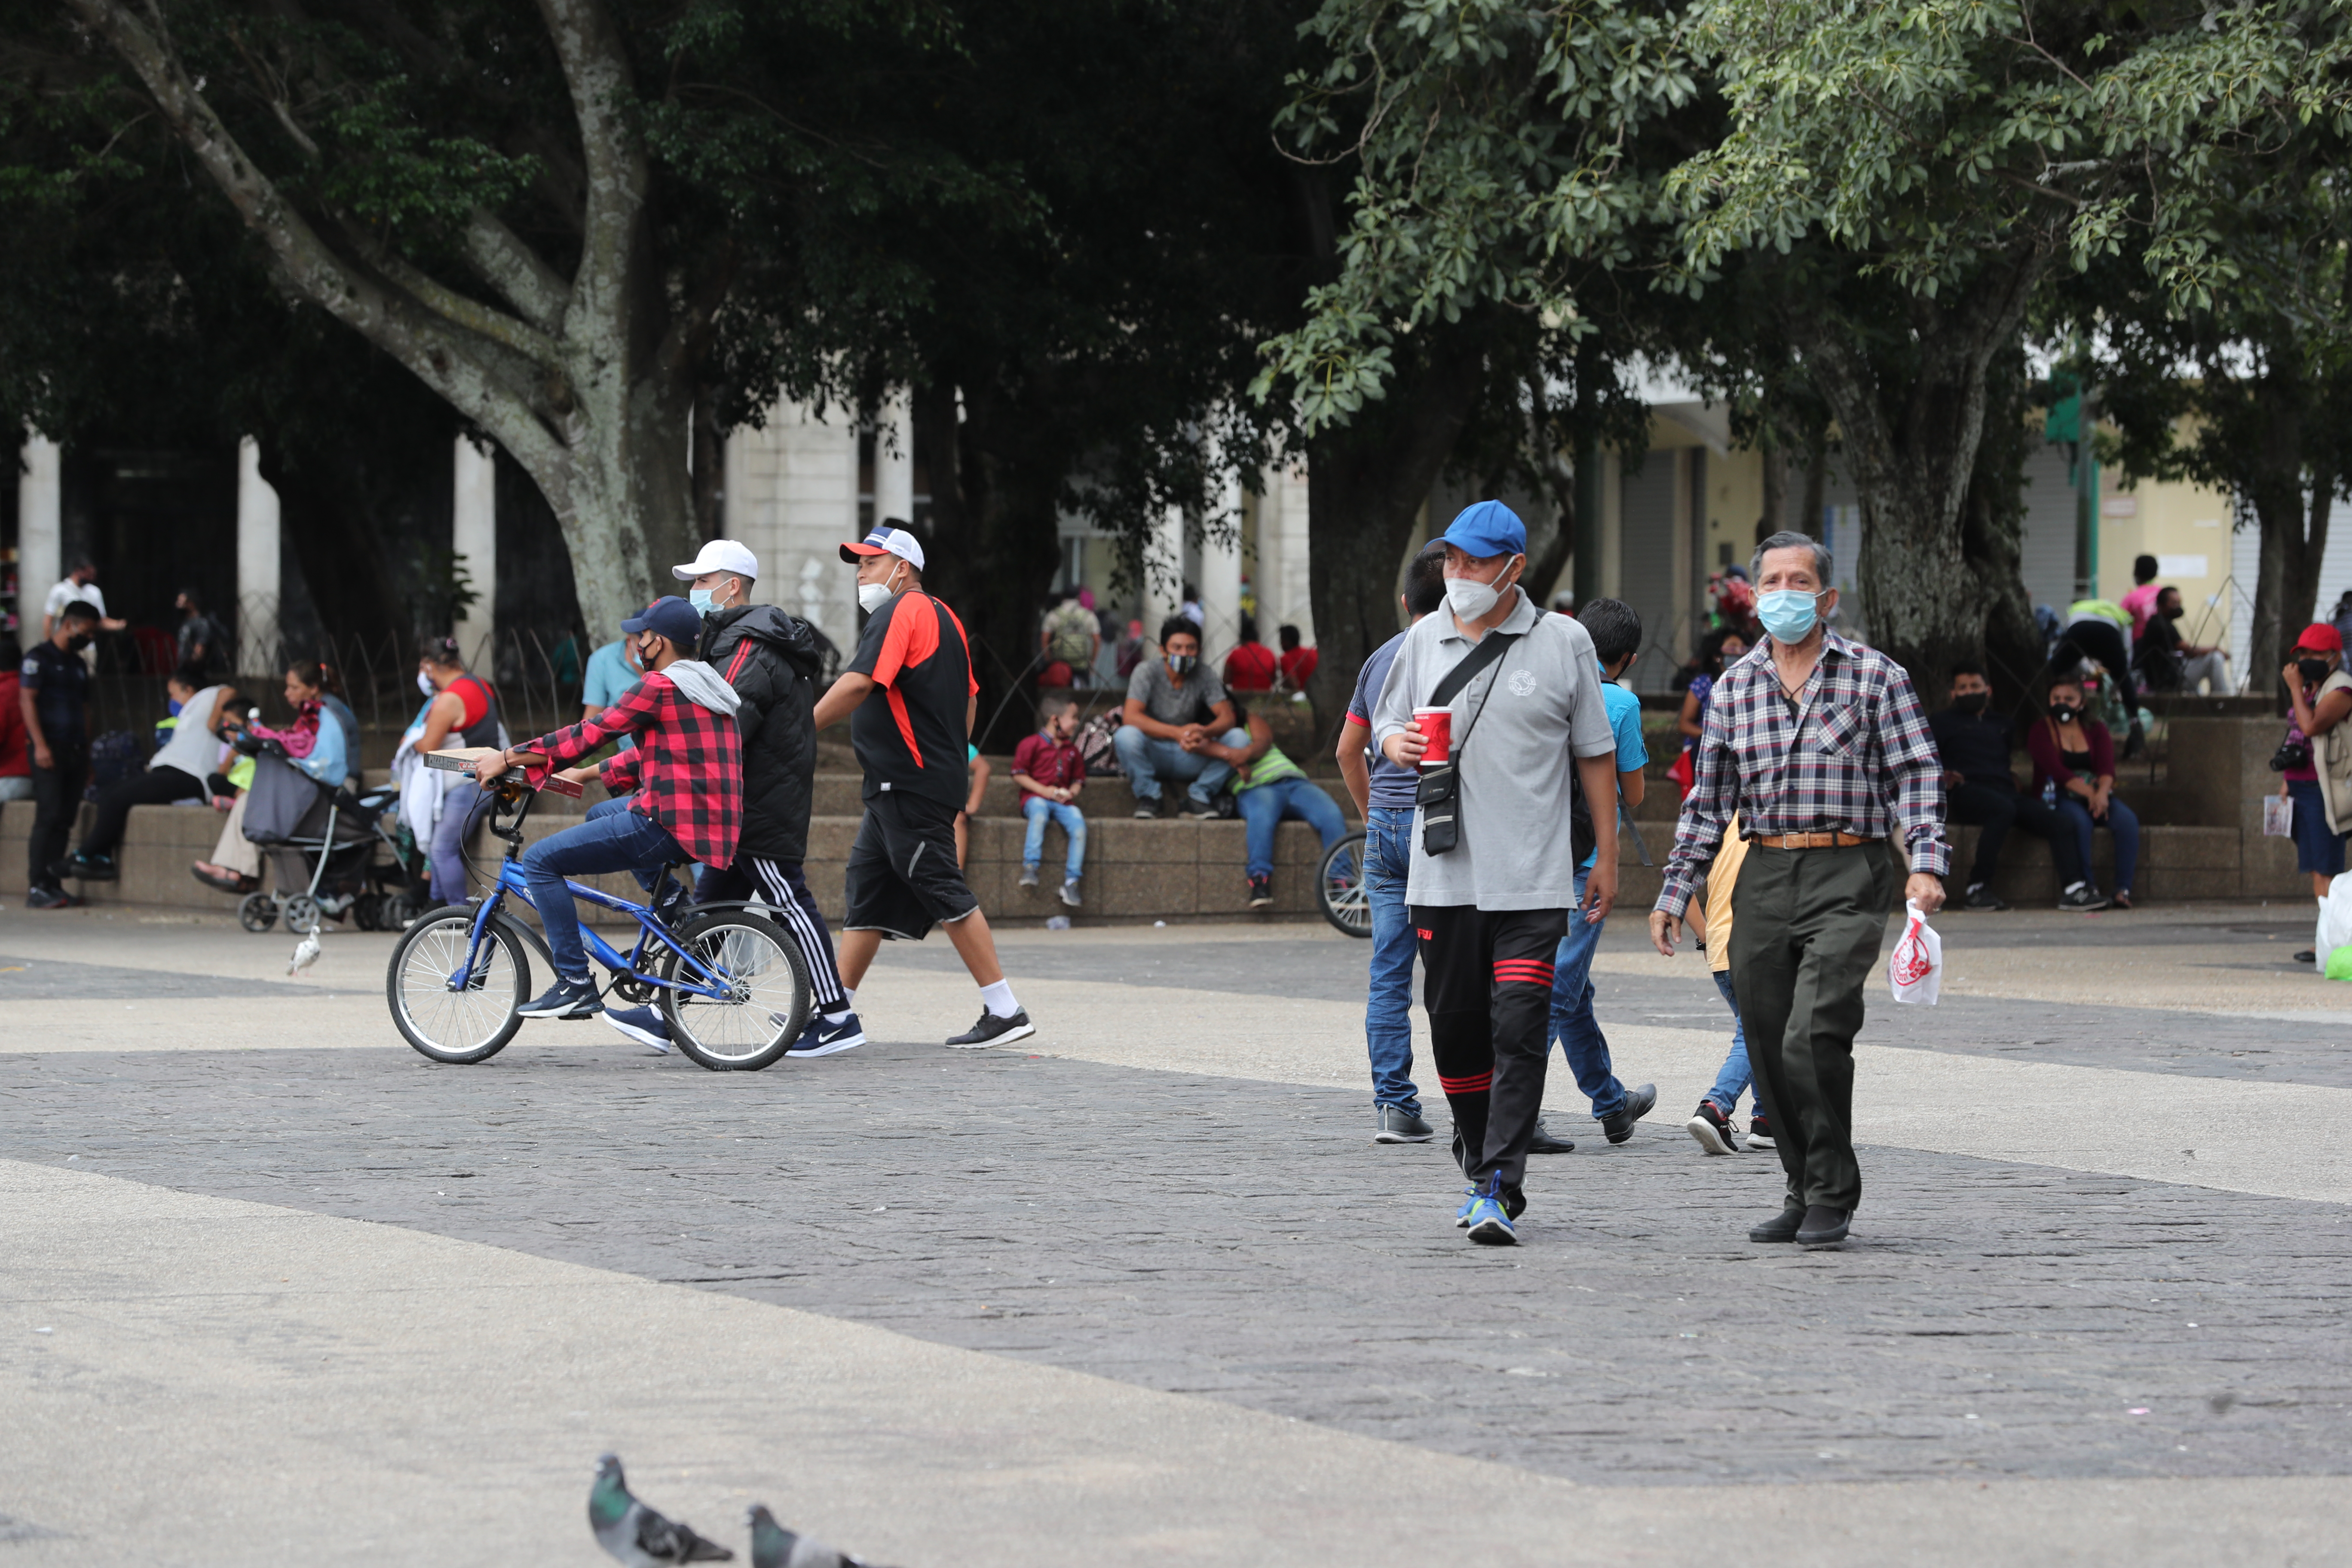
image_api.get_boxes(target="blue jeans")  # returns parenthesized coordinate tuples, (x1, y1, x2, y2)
(1021, 797, 1087, 879)
(1235, 776, 1347, 878)
(1362, 806, 1422, 1115)
(1113, 724, 1245, 804)
(1703, 968, 1754, 1115)
(2055, 794, 2140, 893)
(520, 796, 684, 984)
(1547, 866, 1627, 1120)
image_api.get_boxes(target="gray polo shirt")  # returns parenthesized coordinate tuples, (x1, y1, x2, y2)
(1127, 658, 1228, 727)
(1370, 590, 1616, 910)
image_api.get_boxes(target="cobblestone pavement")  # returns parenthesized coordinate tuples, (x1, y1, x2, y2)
(3, 1033, 2347, 1488)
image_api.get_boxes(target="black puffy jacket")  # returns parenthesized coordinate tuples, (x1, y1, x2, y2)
(698, 604, 825, 864)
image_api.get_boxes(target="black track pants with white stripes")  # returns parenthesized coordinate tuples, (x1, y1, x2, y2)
(1415, 903, 1570, 1207)
(697, 855, 849, 1014)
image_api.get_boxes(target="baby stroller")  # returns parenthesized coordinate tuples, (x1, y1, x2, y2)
(351, 807, 435, 932)
(233, 739, 395, 936)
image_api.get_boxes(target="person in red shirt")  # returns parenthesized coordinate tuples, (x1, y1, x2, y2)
(1221, 617, 1277, 691)
(1277, 624, 1318, 692)
(1011, 693, 1087, 906)
(472, 597, 743, 1024)
(812, 523, 1035, 1047)
(0, 642, 30, 803)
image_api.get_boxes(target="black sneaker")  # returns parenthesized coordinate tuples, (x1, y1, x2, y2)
(1178, 796, 1213, 820)
(518, 977, 603, 1019)
(1058, 877, 1082, 908)
(24, 885, 79, 910)
(650, 875, 690, 928)
(2058, 884, 2110, 911)
(1686, 1100, 1739, 1156)
(1599, 1082, 1657, 1144)
(1745, 1113, 1775, 1149)
(1960, 883, 2006, 911)
(1132, 803, 1158, 819)
(64, 851, 119, 882)
(1247, 873, 1272, 908)
(2296, 949, 2318, 964)
(1527, 1118, 1576, 1155)
(1374, 1106, 1434, 1143)
(1018, 866, 1040, 888)
(946, 1006, 1036, 1048)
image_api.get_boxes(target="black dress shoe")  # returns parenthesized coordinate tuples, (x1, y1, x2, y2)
(1795, 1205, 1851, 1248)
(1527, 1118, 1576, 1155)
(1748, 1205, 1806, 1243)
(1600, 1082, 1657, 1144)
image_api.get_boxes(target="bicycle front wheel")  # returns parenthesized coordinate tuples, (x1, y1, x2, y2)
(1318, 830, 1373, 938)
(388, 908, 529, 1063)
(661, 911, 811, 1072)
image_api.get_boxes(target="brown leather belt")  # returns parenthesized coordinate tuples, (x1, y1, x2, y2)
(1749, 831, 1881, 849)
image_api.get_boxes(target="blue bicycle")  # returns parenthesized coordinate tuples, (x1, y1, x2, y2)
(386, 761, 811, 1070)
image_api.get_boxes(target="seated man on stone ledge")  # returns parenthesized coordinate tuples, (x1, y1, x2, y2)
(1115, 616, 1243, 818)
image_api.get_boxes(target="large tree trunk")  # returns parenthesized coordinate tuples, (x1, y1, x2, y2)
(1786, 255, 2049, 698)
(69, 0, 703, 639)
(1303, 337, 1487, 744)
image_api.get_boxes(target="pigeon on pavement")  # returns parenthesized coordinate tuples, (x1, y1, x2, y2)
(287, 931, 320, 975)
(590, 1454, 734, 1565)
(747, 1504, 879, 1568)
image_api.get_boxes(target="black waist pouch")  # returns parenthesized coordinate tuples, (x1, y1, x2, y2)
(1418, 762, 1461, 854)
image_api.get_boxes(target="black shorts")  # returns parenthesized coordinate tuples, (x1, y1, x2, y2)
(844, 789, 980, 940)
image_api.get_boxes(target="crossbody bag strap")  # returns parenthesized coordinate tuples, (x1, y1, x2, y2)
(1428, 630, 1524, 760)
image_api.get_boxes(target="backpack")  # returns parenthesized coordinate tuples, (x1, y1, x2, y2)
(1075, 710, 1124, 777)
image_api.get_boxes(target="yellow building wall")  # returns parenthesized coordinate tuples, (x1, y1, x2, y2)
(2097, 454, 2237, 654)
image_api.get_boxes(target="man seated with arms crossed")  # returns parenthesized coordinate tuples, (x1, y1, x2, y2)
(472, 597, 743, 1028)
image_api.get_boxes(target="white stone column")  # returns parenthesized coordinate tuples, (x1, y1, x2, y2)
(236, 437, 282, 675)
(1200, 469, 1244, 655)
(452, 437, 497, 665)
(1259, 457, 1315, 646)
(875, 386, 916, 527)
(1143, 504, 1184, 643)
(16, 430, 60, 637)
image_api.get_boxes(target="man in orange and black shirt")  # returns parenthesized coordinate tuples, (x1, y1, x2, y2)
(812, 523, 1035, 1047)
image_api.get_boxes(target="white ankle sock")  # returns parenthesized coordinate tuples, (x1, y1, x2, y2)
(980, 979, 1020, 1019)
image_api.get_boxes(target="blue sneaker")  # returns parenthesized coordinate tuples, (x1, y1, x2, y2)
(787, 1011, 867, 1058)
(601, 1004, 671, 1054)
(1463, 1175, 1517, 1246)
(1454, 1185, 1478, 1228)
(518, 977, 602, 1019)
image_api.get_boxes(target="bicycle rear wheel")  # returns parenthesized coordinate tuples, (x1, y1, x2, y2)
(661, 911, 810, 1071)
(1318, 830, 1373, 938)
(388, 908, 529, 1063)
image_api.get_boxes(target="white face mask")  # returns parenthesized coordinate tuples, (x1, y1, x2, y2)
(856, 563, 904, 613)
(416, 671, 435, 697)
(1444, 558, 1519, 621)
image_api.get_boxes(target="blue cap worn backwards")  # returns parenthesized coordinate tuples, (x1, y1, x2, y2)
(1440, 499, 1527, 559)
(621, 595, 703, 648)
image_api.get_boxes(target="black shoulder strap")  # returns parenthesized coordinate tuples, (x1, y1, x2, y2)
(1428, 628, 1522, 710)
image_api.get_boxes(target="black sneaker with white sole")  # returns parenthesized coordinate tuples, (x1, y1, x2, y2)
(1744, 1112, 1775, 1149)
(518, 977, 603, 1019)
(1960, 883, 2008, 911)
(1133, 803, 1158, 819)
(2058, 884, 2111, 911)
(1686, 1100, 1739, 1155)
(1375, 1105, 1434, 1143)
(945, 1007, 1036, 1048)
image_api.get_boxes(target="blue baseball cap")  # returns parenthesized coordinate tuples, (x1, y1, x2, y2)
(1439, 499, 1526, 558)
(621, 595, 703, 648)
(839, 521, 927, 573)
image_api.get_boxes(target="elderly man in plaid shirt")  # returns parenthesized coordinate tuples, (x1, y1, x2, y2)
(1649, 532, 1948, 1250)
(473, 596, 743, 1029)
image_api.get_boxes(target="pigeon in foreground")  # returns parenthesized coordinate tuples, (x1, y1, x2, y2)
(747, 1504, 881, 1568)
(288, 932, 320, 975)
(591, 1454, 734, 1566)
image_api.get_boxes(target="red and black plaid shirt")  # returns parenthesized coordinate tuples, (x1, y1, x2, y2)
(526, 672, 742, 867)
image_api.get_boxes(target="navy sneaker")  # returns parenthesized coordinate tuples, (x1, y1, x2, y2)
(24, 885, 79, 910)
(787, 1012, 867, 1058)
(64, 851, 118, 882)
(601, 1004, 671, 1054)
(518, 977, 602, 1019)
(1463, 1174, 1517, 1246)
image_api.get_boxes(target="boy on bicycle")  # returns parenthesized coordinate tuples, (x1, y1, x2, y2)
(472, 596, 742, 1025)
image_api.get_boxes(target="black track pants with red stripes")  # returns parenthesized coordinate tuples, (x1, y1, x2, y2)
(1414, 903, 1571, 1206)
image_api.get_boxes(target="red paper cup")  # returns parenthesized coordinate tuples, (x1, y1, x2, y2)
(1412, 706, 1453, 766)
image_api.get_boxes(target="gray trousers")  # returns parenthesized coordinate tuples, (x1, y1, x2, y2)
(1727, 841, 1894, 1213)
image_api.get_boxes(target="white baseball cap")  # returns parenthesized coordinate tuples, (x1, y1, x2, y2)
(839, 522, 926, 574)
(672, 538, 760, 582)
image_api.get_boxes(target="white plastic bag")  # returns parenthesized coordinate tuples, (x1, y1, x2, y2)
(2318, 872, 2352, 972)
(1887, 898, 1942, 1005)
(2263, 795, 2295, 839)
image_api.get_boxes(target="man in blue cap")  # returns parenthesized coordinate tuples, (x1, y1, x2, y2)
(1370, 500, 1622, 1246)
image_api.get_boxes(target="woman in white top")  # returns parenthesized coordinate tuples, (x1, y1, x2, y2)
(58, 663, 236, 882)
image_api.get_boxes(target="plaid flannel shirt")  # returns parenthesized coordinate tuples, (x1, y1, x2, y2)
(526, 671, 741, 868)
(1657, 630, 1948, 917)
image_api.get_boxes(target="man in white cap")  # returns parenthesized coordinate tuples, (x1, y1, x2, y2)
(810, 521, 1034, 1047)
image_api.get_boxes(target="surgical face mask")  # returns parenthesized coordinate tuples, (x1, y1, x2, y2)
(690, 588, 719, 614)
(167, 698, 184, 717)
(856, 563, 903, 614)
(1954, 691, 1989, 714)
(2049, 700, 2080, 722)
(1756, 588, 1825, 643)
(1443, 556, 1519, 621)
(417, 671, 436, 697)
(2298, 656, 2332, 684)
(1167, 652, 1197, 677)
